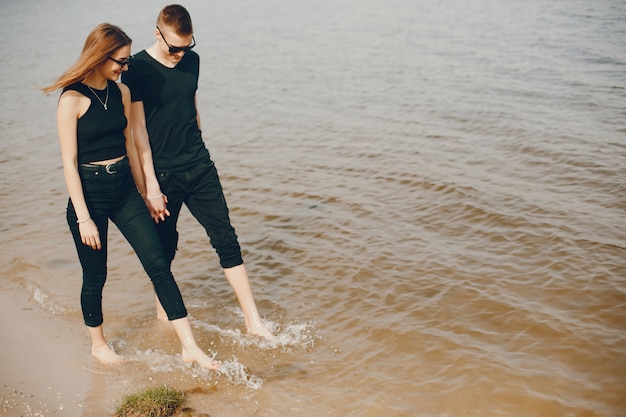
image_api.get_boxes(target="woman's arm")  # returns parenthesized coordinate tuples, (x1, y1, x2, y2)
(57, 91, 101, 250)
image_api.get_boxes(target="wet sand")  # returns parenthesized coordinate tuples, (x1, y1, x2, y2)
(0, 287, 91, 416)
(0, 288, 219, 417)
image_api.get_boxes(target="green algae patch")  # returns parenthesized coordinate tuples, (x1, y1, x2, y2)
(114, 385, 185, 417)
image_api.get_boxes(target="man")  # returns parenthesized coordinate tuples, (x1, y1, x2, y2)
(122, 4, 273, 338)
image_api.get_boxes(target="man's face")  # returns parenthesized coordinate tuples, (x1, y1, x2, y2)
(156, 25, 195, 64)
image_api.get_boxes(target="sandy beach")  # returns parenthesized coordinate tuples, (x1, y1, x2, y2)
(0, 286, 91, 416)
(0, 286, 222, 417)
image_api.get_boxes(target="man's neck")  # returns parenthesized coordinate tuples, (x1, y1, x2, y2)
(146, 43, 178, 69)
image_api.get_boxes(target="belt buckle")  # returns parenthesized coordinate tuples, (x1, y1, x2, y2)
(105, 163, 117, 174)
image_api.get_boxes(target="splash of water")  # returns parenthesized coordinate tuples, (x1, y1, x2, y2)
(191, 309, 317, 351)
(216, 359, 263, 390)
(126, 349, 263, 390)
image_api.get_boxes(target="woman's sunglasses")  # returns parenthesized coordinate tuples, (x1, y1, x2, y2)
(108, 56, 134, 67)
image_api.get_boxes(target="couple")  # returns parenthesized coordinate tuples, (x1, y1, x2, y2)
(42, 5, 274, 369)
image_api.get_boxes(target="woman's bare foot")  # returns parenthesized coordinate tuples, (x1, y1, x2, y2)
(87, 325, 123, 365)
(247, 321, 274, 339)
(181, 345, 221, 370)
(92, 343, 124, 365)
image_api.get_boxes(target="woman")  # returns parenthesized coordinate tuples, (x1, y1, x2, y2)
(42, 23, 219, 369)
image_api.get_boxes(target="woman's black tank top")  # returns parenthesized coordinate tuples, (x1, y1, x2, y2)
(62, 80, 127, 164)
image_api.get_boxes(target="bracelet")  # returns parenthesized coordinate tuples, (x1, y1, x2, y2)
(147, 193, 164, 200)
(77, 217, 91, 224)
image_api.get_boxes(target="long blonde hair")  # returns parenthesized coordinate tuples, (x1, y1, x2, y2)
(41, 23, 132, 93)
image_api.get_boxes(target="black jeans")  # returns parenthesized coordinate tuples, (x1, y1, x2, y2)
(66, 157, 187, 327)
(155, 159, 243, 269)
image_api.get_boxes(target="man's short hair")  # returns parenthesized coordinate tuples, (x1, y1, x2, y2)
(157, 4, 193, 35)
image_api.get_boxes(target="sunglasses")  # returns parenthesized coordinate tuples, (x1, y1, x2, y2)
(157, 26, 196, 53)
(108, 56, 134, 67)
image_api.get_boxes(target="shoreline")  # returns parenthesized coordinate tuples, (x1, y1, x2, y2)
(0, 286, 223, 417)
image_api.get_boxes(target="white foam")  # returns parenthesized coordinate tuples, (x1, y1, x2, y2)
(125, 349, 263, 390)
(216, 359, 264, 390)
(192, 313, 317, 351)
(29, 285, 67, 315)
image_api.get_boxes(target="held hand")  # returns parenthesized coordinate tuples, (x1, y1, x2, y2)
(79, 219, 101, 250)
(146, 193, 170, 223)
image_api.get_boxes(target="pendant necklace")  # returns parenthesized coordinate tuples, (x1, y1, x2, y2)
(87, 83, 109, 110)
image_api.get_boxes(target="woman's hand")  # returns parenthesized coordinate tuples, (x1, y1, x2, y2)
(146, 193, 170, 223)
(79, 219, 101, 250)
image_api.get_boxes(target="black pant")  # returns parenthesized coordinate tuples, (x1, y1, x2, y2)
(155, 159, 243, 269)
(66, 157, 187, 327)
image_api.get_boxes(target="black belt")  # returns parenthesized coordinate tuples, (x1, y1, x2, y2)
(80, 156, 129, 174)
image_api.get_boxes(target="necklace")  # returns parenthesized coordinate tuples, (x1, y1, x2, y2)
(87, 83, 109, 110)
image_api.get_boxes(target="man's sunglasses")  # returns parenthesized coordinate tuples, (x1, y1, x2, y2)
(108, 56, 134, 67)
(157, 26, 196, 53)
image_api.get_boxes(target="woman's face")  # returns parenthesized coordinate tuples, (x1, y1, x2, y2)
(100, 45, 132, 81)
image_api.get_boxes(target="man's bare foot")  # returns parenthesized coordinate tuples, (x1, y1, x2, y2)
(92, 344, 124, 365)
(248, 321, 274, 339)
(181, 346, 221, 370)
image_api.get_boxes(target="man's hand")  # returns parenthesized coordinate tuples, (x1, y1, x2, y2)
(146, 193, 170, 222)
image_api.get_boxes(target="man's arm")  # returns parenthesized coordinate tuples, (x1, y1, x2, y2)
(195, 95, 202, 130)
(119, 83, 146, 195)
(129, 100, 169, 222)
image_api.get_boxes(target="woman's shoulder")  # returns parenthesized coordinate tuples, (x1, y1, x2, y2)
(62, 81, 86, 94)
(115, 80, 129, 93)
(58, 88, 88, 117)
(59, 87, 86, 101)
(115, 80, 130, 99)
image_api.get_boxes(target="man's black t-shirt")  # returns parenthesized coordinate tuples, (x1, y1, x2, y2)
(122, 49, 210, 171)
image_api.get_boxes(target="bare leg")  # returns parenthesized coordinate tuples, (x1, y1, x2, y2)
(170, 317, 220, 370)
(87, 325, 123, 365)
(155, 294, 168, 321)
(224, 264, 274, 338)
(153, 264, 274, 338)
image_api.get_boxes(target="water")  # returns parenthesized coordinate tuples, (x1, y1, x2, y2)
(1, 0, 625, 416)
